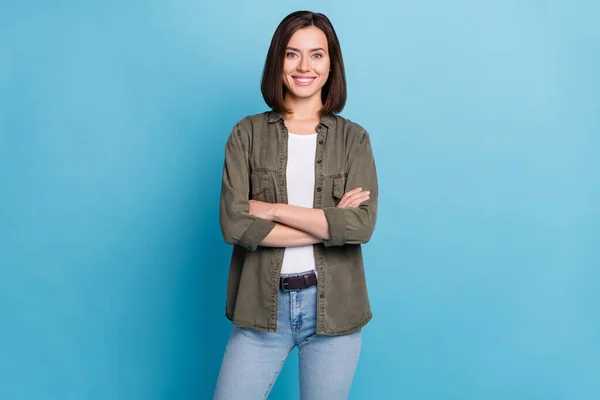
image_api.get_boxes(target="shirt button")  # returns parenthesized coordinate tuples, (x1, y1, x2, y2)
(317, 187, 322, 192)
(319, 293, 325, 299)
(319, 140, 324, 145)
(317, 159, 322, 164)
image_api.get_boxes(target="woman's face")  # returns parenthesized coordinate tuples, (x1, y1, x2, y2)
(282, 26, 331, 102)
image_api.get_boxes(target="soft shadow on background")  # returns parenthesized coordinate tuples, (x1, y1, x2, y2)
(1, 1, 599, 399)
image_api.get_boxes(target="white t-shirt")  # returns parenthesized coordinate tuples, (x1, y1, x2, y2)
(280, 132, 318, 275)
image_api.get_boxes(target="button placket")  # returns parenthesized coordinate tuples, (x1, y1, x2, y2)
(314, 124, 328, 332)
(270, 119, 289, 330)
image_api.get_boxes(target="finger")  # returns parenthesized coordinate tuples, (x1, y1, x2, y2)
(349, 198, 365, 207)
(337, 198, 349, 208)
(338, 188, 363, 205)
(349, 194, 370, 207)
(338, 195, 357, 209)
(344, 187, 363, 196)
(346, 191, 370, 202)
(338, 191, 369, 208)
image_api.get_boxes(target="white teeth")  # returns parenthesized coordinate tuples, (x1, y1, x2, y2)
(294, 77, 315, 83)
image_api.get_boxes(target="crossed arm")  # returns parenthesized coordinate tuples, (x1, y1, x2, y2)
(219, 124, 378, 251)
(250, 188, 370, 247)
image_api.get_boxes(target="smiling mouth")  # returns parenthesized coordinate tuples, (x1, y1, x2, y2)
(292, 76, 316, 85)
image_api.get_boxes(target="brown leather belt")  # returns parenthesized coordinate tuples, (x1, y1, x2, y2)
(280, 271, 317, 291)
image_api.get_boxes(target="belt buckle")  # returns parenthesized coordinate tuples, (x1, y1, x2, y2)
(281, 276, 298, 291)
(281, 276, 290, 291)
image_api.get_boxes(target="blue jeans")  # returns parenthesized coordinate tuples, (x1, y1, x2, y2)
(213, 272, 362, 400)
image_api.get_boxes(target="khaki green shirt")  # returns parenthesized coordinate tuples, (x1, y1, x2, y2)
(219, 110, 378, 335)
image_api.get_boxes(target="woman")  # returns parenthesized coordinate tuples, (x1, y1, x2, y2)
(214, 10, 378, 400)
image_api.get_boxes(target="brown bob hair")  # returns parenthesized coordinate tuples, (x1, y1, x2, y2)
(261, 11, 347, 116)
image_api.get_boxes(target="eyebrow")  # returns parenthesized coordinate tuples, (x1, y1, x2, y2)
(286, 46, 326, 52)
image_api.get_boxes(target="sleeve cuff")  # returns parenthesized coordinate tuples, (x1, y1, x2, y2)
(323, 207, 347, 247)
(239, 217, 276, 251)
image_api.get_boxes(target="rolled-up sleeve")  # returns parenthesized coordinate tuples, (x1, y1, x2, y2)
(219, 122, 276, 251)
(322, 130, 378, 247)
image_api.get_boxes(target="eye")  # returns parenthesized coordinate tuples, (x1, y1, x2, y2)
(312, 53, 323, 59)
(286, 52, 297, 58)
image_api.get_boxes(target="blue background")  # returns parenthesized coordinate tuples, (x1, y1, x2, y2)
(1, 1, 598, 399)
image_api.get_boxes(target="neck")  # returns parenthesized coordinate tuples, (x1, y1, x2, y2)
(283, 92, 323, 120)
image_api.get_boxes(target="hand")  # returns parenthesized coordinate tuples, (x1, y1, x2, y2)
(336, 187, 370, 208)
(249, 200, 277, 221)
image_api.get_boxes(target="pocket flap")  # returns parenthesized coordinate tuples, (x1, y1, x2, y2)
(333, 176, 345, 199)
(251, 171, 268, 196)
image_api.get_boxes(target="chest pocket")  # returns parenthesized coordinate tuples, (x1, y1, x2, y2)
(250, 170, 270, 201)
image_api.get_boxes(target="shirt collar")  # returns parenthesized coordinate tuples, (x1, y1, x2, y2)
(268, 110, 333, 129)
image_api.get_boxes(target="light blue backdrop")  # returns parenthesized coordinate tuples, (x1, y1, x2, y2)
(1, 1, 598, 399)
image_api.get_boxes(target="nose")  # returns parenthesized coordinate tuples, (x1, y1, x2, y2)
(297, 55, 310, 72)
